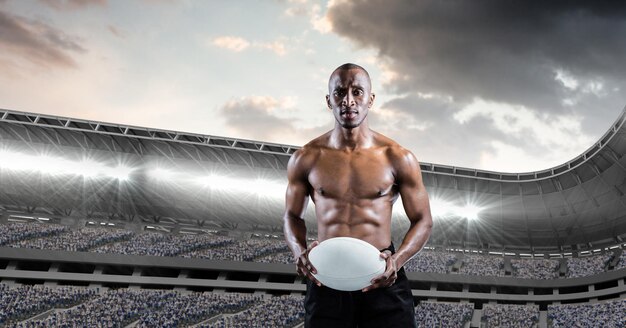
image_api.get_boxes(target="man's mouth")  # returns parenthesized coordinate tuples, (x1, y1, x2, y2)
(341, 111, 357, 119)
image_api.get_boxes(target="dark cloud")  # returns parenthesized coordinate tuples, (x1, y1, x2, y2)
(0, 9, 85, 71)
(326, 0, 626, 168)
(220, 96, 330, 145)
(328, 0, 626, 114)
(39, 0, 106, 10)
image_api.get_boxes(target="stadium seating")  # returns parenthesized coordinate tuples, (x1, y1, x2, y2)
(548, 299, 626, 328)
(458, 254, 505, 277)
(482, 304, 539, 328)
(404, 250, 457, 274)
(565, 254, 613, 278)
(511, 258, 560, 279)
(1, 222, 622, 280)
(414, 301, 473, 328)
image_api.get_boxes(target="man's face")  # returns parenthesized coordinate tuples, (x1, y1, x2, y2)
(326, 68, 375, 129)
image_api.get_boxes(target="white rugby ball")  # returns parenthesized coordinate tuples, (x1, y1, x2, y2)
(308, 237, 386, 291)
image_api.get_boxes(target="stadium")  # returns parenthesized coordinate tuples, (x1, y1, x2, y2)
(0, 105, 624, 328)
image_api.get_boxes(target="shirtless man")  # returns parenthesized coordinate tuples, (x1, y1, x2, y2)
(283, 63, 433, 327)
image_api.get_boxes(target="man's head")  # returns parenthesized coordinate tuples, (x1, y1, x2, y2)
(326, 63, 375, 129)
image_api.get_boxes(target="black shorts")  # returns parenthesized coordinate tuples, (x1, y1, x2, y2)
(304, 244, 416, 328)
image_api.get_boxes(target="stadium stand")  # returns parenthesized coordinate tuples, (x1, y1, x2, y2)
(0, 222, 67, 246)
(0, 284, 96, 326)
(8, 228, 133, 252)
(404, 250, 457, 274)
(511, 258, 560, 280)
(201, 295, 305, 328)
(414, 301, 473, 328)
(548, 299, 626, 328)
(1, 107, 626, 327)
(482, 304, 540, 328)
(565, 254, 614, 278)
(458, 254, 505, 277)
(92, 232, 234, 257)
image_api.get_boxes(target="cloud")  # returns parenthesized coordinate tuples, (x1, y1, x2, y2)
(212, 36, 250, 52)
(39, 0, 107, 10)
(212, 36, 288, 56)
(325, 1, 626, 119)
(107, 25, 125, 38)
(318, 0, 626, 170)
(0, 9, 86, 73)
(220, 96, 329, 144)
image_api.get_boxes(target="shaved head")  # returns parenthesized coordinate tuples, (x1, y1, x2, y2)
(329, 63, 372, 92)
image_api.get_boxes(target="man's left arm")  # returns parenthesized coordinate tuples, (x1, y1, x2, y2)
(364, 148, 433, 291)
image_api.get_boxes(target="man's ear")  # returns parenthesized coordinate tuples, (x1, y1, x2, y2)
(369, 93, 376, 108)
(326, 95, 332, 109)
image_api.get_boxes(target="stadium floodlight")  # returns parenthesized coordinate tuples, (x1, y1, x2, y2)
(106, 165, 134, 181)
(0, 149, 134, 180)
(198, 174, 285, 199)
(149, 168, 175, 180)
(0, 150, 40, 171)
(429, 199, 455, 217)
(460, 204, 482, 221)
(75, 159, 103, 177)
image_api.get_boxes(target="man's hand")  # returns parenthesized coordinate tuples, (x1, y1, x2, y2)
(362, 250, 397, 292)
(295, 241, 322, 287)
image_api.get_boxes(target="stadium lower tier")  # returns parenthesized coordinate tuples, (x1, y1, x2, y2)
(0, 283, 624, 328)
(1, 221, 624, 280)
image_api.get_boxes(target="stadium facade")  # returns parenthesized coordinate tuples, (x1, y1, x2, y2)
(0, 107, 625, 327)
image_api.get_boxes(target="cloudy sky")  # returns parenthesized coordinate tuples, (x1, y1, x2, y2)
(1, 0, 625, 173)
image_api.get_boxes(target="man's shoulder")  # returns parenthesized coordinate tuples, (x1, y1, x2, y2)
(373, 131, 414, 159)
(296, 132, 331, 155)
(289, 132, 330, 168)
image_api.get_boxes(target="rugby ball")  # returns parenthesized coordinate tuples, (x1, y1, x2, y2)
(308, 237, 386, 291)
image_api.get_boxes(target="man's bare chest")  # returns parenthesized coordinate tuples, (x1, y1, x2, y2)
(308, 151, 396, 199)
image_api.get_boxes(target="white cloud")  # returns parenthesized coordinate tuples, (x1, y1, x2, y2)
(310, 3, 333, 34)
(555, 69, 579, 90)
(257, 40, 287, 56)
(212, 36, 250, 52)
(211, 36, 289, 56)
(454, 98, 595, 171)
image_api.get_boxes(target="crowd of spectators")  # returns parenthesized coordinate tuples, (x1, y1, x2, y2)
(3, 284, 301, 328)
(548, 299, 626, 328)
(183, 239, 289, 262)
(481, 304, 539, 328)
(202, 295, 305, 328)
(414, 301, 473, 328)
(8, 228, 133, 252)
(511, 258, 560, 279)
(0, 222, 67, 246)
(255, 251, 294, 264)
(134, 292, 261, 327)
(565, 254, 613, 278)
(0, 284, 96, 326)
(14, 288, 179, 327)
(404, 251, 457, 273)
(458, 255, 505, 277)
(4, 281, 626, 327)
(1, 222, 621, 280)
(93, 232, 234, 257)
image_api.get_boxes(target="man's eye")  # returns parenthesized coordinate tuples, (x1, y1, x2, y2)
(353, 90, 363, 96)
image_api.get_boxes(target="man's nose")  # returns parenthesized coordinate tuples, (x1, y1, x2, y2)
(342, 90, 355, 107)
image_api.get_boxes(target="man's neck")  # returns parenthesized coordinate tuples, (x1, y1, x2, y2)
(329, 121, 374, 151)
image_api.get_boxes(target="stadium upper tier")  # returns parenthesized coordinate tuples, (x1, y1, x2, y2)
(0, 107, 625, 252)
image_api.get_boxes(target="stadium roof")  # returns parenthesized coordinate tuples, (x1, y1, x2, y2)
(0, 107, 625, 252)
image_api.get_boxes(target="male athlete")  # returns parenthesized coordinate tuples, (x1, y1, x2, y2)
(283, 63, 433, 327)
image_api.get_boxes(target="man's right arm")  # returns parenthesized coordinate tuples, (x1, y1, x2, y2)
(283, 148, 321, 285)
